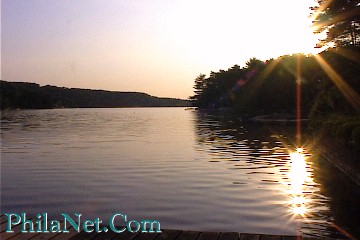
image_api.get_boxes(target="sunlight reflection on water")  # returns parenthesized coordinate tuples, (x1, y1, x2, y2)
(289, 148, 310, 216)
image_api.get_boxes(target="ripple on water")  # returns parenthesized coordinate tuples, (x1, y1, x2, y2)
(1, 108, 359, 238)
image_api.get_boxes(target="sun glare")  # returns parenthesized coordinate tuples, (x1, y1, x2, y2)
(288, 148, 311, 217)
(290, 18, 325, 56)
(168, 0, 322, 69)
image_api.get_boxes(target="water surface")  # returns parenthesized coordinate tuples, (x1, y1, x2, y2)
(1, 108, 359, 238)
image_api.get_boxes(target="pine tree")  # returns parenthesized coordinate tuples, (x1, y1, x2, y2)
(312, 0, 360, 47)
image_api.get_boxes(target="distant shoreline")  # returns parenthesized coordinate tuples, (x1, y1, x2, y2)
(0, 80, 192, 109)
(1, 106, 193, 110)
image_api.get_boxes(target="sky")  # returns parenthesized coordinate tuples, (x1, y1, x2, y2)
(1, 0, 320, 99)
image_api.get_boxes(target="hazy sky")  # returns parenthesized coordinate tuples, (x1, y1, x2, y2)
(1, 0, 319, 98)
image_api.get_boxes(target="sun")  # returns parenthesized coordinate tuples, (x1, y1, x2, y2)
(256, 0, 325, 57)
(158, 0, 324, 70)
(278, 13, 322, 55)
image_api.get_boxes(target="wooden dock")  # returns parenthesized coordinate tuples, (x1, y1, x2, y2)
(0, 215, 310, 240)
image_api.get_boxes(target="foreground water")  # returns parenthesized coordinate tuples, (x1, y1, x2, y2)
(1, 108, 359, 238)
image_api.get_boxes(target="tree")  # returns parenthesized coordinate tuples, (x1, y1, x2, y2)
(311, 0, 360, 47)
(189, 74, 207, 105)
(245, 58, 264, 69)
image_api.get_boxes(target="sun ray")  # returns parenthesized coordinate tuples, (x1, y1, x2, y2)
(329, 47, 360, 63)
(296, 56, 302, 146)
(314, 54, 360, 111)
(257, 59, 280, 83)
(311, 0, 334, 29)
(331, 223, 357, 240)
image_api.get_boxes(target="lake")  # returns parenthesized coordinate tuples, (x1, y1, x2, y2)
(1, 108, 359, 238)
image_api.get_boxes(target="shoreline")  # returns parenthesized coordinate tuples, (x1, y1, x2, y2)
(315, 138, 360, 186)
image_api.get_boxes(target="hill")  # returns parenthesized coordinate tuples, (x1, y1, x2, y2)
(0, 80, 191, 109)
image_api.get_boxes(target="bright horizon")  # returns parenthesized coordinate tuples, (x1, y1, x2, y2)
(1, 0, 320, 99)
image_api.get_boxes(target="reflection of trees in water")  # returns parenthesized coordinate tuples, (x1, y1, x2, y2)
(193, 110, 360, 239)
(311, 155, 360, 239)
(193, 110, 296, 162)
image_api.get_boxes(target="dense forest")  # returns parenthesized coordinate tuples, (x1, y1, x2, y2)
(0, 81, 191, 109)
(190, 47, 360, 117)
(190, 0, 360, 151)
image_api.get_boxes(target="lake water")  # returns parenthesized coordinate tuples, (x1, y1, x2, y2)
(1, 108, 359, 238)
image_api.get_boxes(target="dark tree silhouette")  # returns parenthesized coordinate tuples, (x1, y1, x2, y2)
(0, 81, 191, 109)
(189, 74, 207, 106)
(190, 47, 360, 150)
(312, 0, 360, 47)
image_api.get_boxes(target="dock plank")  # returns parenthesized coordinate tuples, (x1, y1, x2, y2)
(133, 231, 158, 240)
(89, 231, 117, 240)
(240, 233, 260, 240)
(0, 214, 18, 228)
(111, 230, 141, 240)
(44, 221, 79, 240)
(0, 222, 303, 240)
(8, 232, 41, 240)
(197, 231, 219, 240)
(155, 230, 182, 240)
(1, 220, 38, 240)
(23, 220, 73, 240)
(50, 229, 80, 240)
(174, 231, 200, 240)
(68, 230, 100, 240)
(1, 215, 10, 224)
(0, 224, 21, 240)
(302, 238, 323, 240)
(4, 221, 41, 240)
(282, 236, 301, 240)
(0, 215, 18, 233)
(260, 235, 281, 240)
(218, 232, 240, 240)
(0, 221, 11, 233)
(29, 232, 67, 240)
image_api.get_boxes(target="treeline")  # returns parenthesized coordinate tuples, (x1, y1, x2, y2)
(191, 0, 360, 119)
(0, 81, 191, 109)
(191, 47, 360, 116)
(190, 46, 360, 149)
(190, 0, 360, 155)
